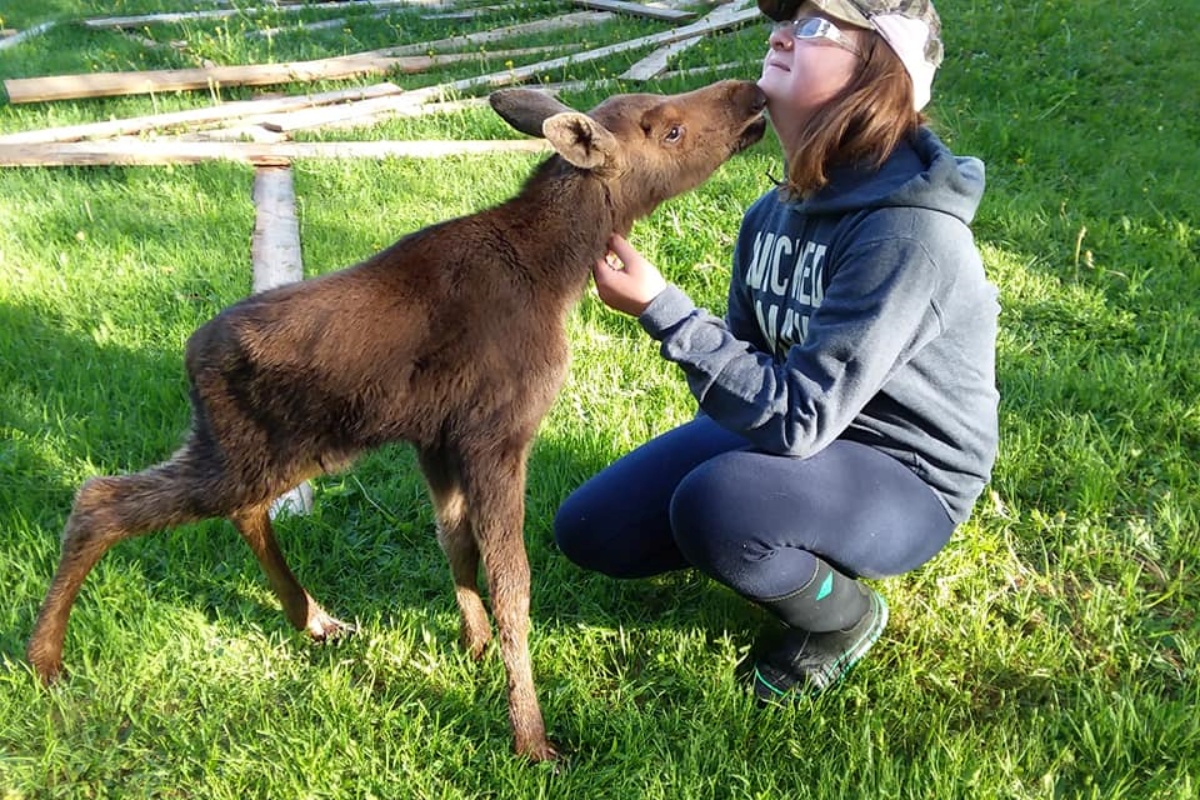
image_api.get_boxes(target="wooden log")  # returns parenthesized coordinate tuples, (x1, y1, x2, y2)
(0, 139, 555, 167)
(4, 47, 570, 104)
(571, 0, 695, 23)
(0, 83, 405, 145)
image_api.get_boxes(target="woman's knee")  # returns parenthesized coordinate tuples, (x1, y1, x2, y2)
(667, 453, 747, 574)
(552, 492, 602, 570)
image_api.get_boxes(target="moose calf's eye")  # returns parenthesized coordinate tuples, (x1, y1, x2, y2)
(664, 125, 683, 143)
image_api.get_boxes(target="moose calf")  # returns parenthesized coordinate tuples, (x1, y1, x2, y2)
(27, 80, 767, 761)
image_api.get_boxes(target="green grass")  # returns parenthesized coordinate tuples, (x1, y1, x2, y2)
(1, 0, 1198, 797)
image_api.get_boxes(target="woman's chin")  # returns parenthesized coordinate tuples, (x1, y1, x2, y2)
(756, 73, 788, 104)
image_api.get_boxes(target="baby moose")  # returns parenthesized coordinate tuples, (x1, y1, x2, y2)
(26, 80, 767, 762)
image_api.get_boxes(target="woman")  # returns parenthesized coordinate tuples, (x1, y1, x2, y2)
(555, 0, 999, 700)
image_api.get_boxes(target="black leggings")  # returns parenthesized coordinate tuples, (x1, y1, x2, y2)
(554, 415, 955, 603)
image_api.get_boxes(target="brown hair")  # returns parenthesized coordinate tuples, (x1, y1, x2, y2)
(782, 34, 924, 198)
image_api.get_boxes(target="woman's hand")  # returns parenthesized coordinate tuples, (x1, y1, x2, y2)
(591, 233, 668, 317)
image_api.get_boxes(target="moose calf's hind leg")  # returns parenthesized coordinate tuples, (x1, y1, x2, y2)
(27, 478, 132, 682)
(231, 507, 351, 641)
(28, 469, 213, 682)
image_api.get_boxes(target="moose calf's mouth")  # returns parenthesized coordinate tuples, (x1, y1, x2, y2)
(733, 85, 768, 153)
(737, 115, 769, 153)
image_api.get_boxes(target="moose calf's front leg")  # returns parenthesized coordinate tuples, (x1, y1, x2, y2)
(437, 516, 493, 660)
(420, 447, 493, 659)
(467, 461, 556, 762)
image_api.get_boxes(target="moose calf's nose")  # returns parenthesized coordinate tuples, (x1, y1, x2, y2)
(737, 81, 768, 113)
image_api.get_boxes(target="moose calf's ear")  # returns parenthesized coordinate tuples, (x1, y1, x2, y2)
(542, 113, 618, 170)
(489, 88, 575, 138)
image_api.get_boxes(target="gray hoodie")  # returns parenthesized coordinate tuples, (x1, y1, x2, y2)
(639, 127, 999, 523)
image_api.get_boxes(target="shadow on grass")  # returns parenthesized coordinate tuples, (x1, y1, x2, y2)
(0, 289, 757, 698)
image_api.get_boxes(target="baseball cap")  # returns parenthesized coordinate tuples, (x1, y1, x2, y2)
(757, 0, 944, 111)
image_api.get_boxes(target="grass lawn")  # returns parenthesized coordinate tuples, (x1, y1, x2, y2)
(1, 0, 1197, 797)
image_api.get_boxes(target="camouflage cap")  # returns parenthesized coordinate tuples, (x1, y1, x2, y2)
(757, 0, 944, 110)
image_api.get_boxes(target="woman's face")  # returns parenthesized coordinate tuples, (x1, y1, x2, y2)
(758, 3, 865, 129)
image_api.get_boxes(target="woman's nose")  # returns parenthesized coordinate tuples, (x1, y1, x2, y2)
(767, 24, 793, 50)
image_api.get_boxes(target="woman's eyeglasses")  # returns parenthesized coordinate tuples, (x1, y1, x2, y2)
(773, 17, 863, 57)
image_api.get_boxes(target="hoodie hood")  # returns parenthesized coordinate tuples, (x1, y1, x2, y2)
(796, 127, 984, 225)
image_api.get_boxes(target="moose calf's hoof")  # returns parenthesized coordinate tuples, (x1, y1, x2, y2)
(521, 739, 562, 764)
(26, 645, 64, 686)
(462, 629, 493, 661)
(307, 612, 355, 642)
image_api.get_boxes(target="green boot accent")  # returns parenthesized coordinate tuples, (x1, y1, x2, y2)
(753, 589, 889, 700)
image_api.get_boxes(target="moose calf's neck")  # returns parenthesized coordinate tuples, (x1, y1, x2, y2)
(488, 158, 619, 301)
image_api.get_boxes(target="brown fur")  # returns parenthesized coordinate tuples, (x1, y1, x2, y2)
(26, 80, 767, 761)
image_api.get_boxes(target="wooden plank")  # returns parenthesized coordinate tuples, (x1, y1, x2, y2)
(0, 83, 405, 144)
(82, 1, 424, 29)
(250, 14, 379, 39)
(571, 0, 694, 23)
(251, 166, 304, 293)
(177, 125, 291, 143)
(249, 5, 510, 37)
(372, 12, 613, 57)
(5, 57, 396, 104)
(260, 12, 611, 53)
(250, 92, 481, 132)
(409, 2, 760, 101)
(661, 60, 752, 79)
(265, 96, 490, 135)
(4, 47, 569, 104)
(193, 97, 490, 140)
(0, 139, 555, 167)
(621, 35, 703, 80)
(250, 165, 316, 519)
(0, 21, 56, 51)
